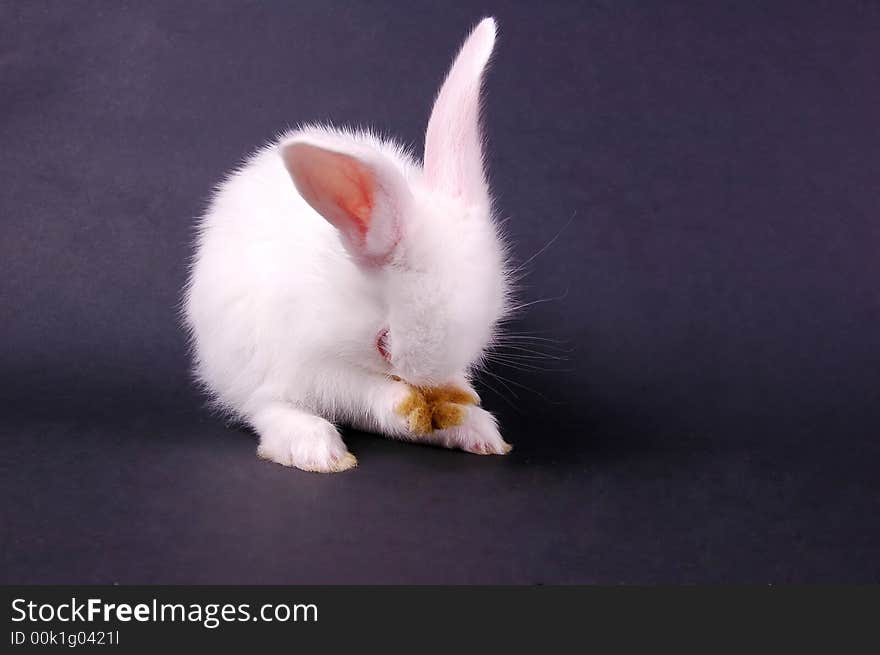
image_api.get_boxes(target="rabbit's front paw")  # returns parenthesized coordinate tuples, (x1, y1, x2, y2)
(392, 382, 479, 435)
(257, 413, 356, 473)
(421, 384, 479, 430)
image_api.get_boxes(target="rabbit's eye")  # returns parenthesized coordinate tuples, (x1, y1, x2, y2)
(376, 328, 391, 362)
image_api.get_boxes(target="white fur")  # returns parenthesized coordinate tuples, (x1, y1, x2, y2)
(183, 18, 511, 472)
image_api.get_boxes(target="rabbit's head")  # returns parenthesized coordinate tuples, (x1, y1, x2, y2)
(281, 18, 509, 386)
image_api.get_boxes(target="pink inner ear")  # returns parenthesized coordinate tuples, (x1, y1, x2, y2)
(286, 143, 375, 240)
(331, 156, 374, 237)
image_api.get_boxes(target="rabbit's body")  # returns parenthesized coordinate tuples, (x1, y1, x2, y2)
(184, 19, 511, 472)
(186, 131, 412, 422)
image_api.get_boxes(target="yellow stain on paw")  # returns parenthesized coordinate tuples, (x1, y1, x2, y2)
(409, 405, 434, 435)
(431, 402, 466, 430)
(421, 384, 479, 407)
(394, 383, 477, 434)
(394, 387, 432, 434)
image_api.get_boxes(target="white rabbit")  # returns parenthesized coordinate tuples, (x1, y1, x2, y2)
(183, 17, 512, 472)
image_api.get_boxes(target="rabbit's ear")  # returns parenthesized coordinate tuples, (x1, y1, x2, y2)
(424, 17, 496, 203)
(282, 140, 410, 264)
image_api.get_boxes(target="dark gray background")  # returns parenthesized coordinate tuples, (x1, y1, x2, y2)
(2, 0, 879, 583)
